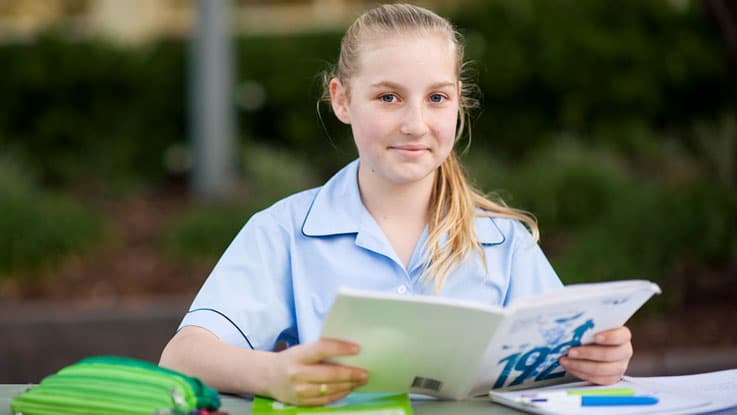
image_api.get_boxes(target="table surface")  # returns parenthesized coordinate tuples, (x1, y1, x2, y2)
(0, 384, 524, 414)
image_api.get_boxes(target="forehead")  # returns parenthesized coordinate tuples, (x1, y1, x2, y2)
(351, 32, 458, 86)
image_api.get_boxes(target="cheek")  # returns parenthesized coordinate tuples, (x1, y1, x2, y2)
(350, 123, 377, 156)
(351, 110, 394, 146)
(434, 109, 459, 143)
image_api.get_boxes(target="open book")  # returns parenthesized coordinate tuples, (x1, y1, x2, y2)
(320, 280, 661, 400)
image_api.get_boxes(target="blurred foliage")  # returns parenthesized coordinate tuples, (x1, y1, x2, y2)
(0, 1, 729, 184)
(465, 130, 737, 306)
(0, 0, 735, 308)
(235, 32, 355, 177)
(454, 0, 730, 157)
(0, 33, 186, 192)
(161, 205, 247, 263)
(162, 143, 321, 261)
(0, 155, 104, 277)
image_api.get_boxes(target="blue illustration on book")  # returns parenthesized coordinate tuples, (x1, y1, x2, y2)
(493, 319, 595, 389)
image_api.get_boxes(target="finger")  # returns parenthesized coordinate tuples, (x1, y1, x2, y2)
(592, 326, 632, 346)
(292, 362, 368, 384)
(560, 356, 629, 379)
(295, 381, 358, 399)
(298, 339, 361, 364)
(563, 365, 623, 386)
(298, 389, 352, 407)
(567, 342, 633, 362)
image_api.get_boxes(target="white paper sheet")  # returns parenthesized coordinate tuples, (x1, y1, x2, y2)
(491, 369, 737, 415)
(625, 368, 737, 407)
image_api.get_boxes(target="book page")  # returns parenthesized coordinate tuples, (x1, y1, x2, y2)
(624, 369, 737, 406)
(508, 280, 661, 311)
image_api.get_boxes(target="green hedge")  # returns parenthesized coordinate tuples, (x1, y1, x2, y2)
(465, 133, 737, 307)
(454, 0, 730, 156)
(0, 156, 104, 277)
(0, 0, 730, 187)
(0, 0, 735, 301)
(161, 142, 321, 261)
(0, 33, 187, 191)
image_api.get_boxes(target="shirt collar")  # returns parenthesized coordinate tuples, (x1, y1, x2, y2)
(301, 159, 506, 246)
(475, 215, 506, 245)
(301, 159, 364, 237)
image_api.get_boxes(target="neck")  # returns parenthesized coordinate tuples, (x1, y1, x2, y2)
(357, 165, 435, 224)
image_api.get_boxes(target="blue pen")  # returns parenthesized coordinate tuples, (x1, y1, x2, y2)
(518, 394, 659, 407)
(582, 396, 659, 406)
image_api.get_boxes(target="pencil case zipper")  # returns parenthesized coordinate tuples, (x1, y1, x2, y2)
(77, 355, 220, 408)
(42, 372, 185, 406)
(11, 372, 189, 415)
(11, 389, 176, 415)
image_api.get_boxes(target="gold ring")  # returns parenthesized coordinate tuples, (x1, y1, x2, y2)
(319, 383, 328, 396)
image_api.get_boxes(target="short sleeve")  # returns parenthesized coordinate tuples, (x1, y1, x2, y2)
(502, 221, 563, 306)
(179, 210, 295, 351)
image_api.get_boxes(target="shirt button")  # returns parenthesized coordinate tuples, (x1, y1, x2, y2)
(397, 285, 408, 294)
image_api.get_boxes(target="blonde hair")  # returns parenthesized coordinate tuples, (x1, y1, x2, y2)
(322, 4, 539, 293)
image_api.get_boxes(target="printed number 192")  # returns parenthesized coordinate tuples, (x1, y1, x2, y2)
(492, 319, 594, 389)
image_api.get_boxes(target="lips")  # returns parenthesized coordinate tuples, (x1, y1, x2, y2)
(389, 144, 429, 152)
(388, 145, 430, 160)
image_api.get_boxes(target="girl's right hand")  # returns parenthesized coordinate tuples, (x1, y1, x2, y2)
(267, 338, 369, 406)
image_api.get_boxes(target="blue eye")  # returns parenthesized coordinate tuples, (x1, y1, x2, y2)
(380, 94, 396, 103)
(430, 94, 445, 103)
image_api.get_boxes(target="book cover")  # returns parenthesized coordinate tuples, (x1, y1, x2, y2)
(320, 280, 661, 400)
(251, 393, 413, 415)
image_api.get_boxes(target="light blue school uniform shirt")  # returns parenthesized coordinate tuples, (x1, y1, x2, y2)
(179, 159, 562, 351)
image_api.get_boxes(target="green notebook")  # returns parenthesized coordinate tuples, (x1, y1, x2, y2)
(251, 393, 412, 415)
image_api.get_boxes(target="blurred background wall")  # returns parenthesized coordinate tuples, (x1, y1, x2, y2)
(1, 0, 736, 383)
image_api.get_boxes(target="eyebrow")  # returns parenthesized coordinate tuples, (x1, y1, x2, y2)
(369, 80, 457, 90)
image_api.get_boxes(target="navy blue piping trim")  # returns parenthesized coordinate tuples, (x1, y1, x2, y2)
(482, 217, 507, 246)
(187, 308, 255, 350)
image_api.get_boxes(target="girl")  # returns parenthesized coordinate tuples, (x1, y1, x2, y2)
(160, 3, 633, 406)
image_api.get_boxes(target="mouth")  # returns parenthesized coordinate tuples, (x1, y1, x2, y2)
(389, 144, 430, 152)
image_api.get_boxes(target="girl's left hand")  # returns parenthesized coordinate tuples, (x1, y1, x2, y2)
(559, 326, 633, 385)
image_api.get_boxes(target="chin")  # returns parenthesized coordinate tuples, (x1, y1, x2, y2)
(386, 166, 436, 185)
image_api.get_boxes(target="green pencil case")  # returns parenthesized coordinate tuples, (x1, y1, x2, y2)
(10, 355, 222, 415)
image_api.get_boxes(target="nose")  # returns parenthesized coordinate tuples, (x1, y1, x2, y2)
(399, 102, 429, 136)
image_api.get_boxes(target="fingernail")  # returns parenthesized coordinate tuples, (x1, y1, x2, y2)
(568, 349, 578, 358)
(595, 335, 605, 343)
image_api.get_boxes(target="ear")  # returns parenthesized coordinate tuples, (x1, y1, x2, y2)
(329, 78, 351, 125)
